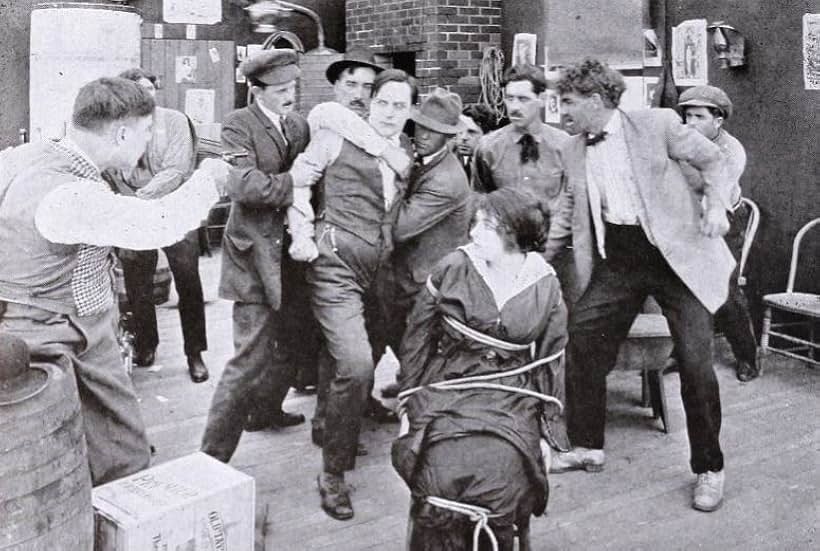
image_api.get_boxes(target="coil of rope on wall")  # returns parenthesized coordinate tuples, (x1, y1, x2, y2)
(478, 46, 506, 126)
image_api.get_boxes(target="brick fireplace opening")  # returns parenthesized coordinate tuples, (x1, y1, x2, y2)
(346, 0, 502, 102)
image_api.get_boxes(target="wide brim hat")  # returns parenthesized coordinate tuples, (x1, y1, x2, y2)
(241, 48, 301, 85)
(325, 46, 384, 84)
(0, 335, 49, 406)
(410, 87, 466, 135)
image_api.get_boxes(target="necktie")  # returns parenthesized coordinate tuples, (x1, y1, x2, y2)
(519, 133, 539, 164)
(586, 131, 608, 146)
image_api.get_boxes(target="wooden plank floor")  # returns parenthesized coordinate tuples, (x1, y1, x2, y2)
(132, 250, 819, 551)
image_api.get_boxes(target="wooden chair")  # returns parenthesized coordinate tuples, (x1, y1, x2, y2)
(760, 217, 820, 367)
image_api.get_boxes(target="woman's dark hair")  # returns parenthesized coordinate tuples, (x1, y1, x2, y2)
(476, 187, 548, 253)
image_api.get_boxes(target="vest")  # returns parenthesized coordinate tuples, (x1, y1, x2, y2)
(319, 140, 398, 246)
(0, 142, 113, 316)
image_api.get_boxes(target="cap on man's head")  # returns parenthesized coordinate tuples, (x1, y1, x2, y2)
(241, 48, 301, 85)
(677, 85, 733, 119)
(410, 87, 466, 135)
(325, 46, 384, 84)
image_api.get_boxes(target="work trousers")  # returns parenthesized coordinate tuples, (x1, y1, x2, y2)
(307, 223, 393, 474)
(715, 201, 757, 366)
(201, 302, 294, 463)
(0, 302, 151, 485)
(566, 224, 724, 474)
(119, 230, 206, 357)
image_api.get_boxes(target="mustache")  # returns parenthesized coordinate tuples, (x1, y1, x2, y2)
(350, 99, 365, 108)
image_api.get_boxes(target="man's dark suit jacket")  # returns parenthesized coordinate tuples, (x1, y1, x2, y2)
(393, 148, 472, 300)
(218, 101, 310, 309)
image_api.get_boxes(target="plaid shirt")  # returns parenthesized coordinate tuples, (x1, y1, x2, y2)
(50, 140, 116, 317)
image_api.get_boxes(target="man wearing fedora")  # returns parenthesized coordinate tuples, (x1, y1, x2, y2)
(0, 77, 229, 485)
(391, 87, 473, 350)
(200, 49, 315, 463)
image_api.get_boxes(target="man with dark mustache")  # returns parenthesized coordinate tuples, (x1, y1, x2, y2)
(472, 64, 570, 221)
(200, 49, 315, 462)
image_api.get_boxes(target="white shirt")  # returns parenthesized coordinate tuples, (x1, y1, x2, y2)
(256, 100, 287, 145)
(585, 110, 653, 258)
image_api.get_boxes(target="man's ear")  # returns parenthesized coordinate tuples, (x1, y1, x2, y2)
(112, 124, 128, 146)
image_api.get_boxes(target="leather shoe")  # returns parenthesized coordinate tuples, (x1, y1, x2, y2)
(187, 353, 209, 383)
(693, 470, 724, 512)
(134, 348, 156, 368)
(311, 426, 368, 456)
(245, 410, 305, 432)
(549, 447, 605, 473)
(317, 472, 354, 520)
(736, 361, 760, 382)
(365, 398, 398, 423)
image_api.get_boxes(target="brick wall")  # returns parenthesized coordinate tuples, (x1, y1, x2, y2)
(346, 0, 502, 103)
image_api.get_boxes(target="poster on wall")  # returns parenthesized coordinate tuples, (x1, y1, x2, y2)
(803, 13, 820, 90)
(544, 89, 560, 123)
(185, 89, 215, 125)
(175, 56, 198, 83)
(164, 0, 221, 25)
(513, 33, 537, 66)
(643, 29, 662, 67)
(643, 76, 659, 107)
(672, 19, 708, 86)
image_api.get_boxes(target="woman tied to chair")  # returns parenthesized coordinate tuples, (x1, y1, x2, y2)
(392, 188, 568, 551)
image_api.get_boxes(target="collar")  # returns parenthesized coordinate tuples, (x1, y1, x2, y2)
(512, 123, 546, 144)
(421, 146, 448, 165)
(601, 109, 622, 136)
(256, 101, 284, 128)
(53, 137, 101, 178)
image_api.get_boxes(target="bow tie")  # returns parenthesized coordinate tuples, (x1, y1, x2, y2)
(586, 131, 608, 146)
(519, 133, 540, 164)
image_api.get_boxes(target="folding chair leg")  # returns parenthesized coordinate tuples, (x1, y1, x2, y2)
(647, 370, 670, 433)
(640, 369, 651, 408)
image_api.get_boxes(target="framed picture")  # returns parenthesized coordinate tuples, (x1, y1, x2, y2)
(513, 33, 537, 66)
(544, 89, 560, 123)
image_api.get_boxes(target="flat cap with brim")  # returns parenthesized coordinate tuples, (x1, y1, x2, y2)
(325, 46, 384, 84)
(677, 85, 733, 119)
(241, 48, 301, 85)
(0, 334, 49, 406)
(410, 87, 466, 135)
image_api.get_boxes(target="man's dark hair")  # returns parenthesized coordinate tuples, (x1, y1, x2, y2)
(502, 64, 548, 95)
(476, 187, 548, 253)
(683, 105, 725, 120)
(462, 103, 496, 134)
(72, 77, 155, 131)
(556, 58, 626, 108)
(118, 67, 157, 85)
(371, 68, 419, 104)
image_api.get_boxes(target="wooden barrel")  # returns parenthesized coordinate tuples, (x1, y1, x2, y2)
(0, 363, 93, 550)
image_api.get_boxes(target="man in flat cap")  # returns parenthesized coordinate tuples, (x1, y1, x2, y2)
(201, 49, 315, 463)
(677, 85, 759, 382)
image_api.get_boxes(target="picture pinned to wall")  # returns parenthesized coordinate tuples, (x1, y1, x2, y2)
(672, 19, 708, 86)
(544, 89, 560, 123)
(643, 76, 659, 107)
(803, 13, 820, 90)
(513, 33, 537, 67)
(184, 89, 215, 125)
(236, 46, 247, 83)
(643, 29, 662, 67)
(175, 55, 197, 83)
